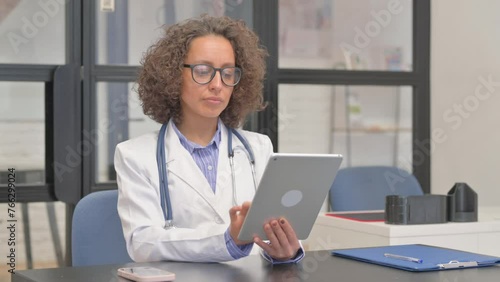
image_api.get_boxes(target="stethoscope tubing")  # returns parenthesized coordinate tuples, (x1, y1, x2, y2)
(157, 123, 173, 224)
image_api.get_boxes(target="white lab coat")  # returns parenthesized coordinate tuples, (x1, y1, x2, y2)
(115, 121, 273, 262)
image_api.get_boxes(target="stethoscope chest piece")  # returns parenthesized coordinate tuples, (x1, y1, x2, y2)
(164, 219, 176, 230)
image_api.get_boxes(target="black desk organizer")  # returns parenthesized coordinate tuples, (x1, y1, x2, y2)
(447, 182, 478, 222)
(385, 182, 478, 225)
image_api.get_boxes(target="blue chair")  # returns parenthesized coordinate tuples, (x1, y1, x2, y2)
(72, 190, 132, 266)
(329, 166, 424, 211)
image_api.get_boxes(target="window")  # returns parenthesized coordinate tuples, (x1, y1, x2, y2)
(254, 0, 430, 191)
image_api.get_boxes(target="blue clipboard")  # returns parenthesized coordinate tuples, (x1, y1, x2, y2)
(332, 244, 500, 272)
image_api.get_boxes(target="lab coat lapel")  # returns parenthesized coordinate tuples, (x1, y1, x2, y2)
(164, 122, 221, 217)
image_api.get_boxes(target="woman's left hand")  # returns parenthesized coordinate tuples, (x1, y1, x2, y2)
(253, 218, 301, 261)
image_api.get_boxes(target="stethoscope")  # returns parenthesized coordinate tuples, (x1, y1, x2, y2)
(156, 122, 258, 229)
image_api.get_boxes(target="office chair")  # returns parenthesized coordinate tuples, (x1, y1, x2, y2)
(329, 166, 424, 211)
(72, 190, 132, 266)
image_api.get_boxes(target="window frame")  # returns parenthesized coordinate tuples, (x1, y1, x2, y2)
(0, 0, 430, 202)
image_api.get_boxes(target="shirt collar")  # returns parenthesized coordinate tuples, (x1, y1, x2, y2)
(171, 119, 222, 153)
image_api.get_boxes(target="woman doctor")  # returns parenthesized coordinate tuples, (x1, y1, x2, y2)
(114, 15, 303, 264)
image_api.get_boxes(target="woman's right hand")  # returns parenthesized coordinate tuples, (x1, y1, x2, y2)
(229, 201, 253, 245)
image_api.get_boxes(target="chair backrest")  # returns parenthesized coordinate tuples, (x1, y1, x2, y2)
(329, 166, 424, 212)
(72, 190, 132, 266)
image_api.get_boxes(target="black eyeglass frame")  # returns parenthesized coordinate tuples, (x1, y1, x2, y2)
(183, 64, 242, 86)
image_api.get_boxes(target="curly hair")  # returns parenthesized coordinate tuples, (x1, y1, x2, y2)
(137, 15, 268, 128)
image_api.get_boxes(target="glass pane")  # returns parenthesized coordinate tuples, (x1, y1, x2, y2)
(96, 82, 159, 182)
(278, 84, 412, 171)
(0, 0, 65, 64)
(279, 0, 413, 71)
(95, 0, 253, 65)
(0, 82, 45, 185)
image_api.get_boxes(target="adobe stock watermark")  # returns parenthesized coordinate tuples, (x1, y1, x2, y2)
(52, 88, 141, 182)
(257, 105, 297, 137)
(442, 75, 500, 130)
(53, 119, 116, 183)
(339, 0, 403, 59)
(396, 74, 500, 170)
(381, 166, 417, 194)
(6, 0, 68, 54)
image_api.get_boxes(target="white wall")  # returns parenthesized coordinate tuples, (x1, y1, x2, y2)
(431, 0, 500, 206)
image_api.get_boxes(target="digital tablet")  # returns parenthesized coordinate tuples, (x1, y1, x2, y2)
(238, 153, 343, 241)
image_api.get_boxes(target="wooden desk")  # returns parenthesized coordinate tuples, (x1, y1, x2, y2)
(304, 207, 500, 256)
(11, 251, 500, 282)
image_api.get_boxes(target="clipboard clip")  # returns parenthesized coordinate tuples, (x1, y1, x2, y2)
(437, 260, 478, 269)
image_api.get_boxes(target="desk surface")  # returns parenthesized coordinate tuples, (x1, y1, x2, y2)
(11, 251, 500, 282)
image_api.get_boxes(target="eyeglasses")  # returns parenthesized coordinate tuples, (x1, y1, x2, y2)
(183, 64, 242, 86)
